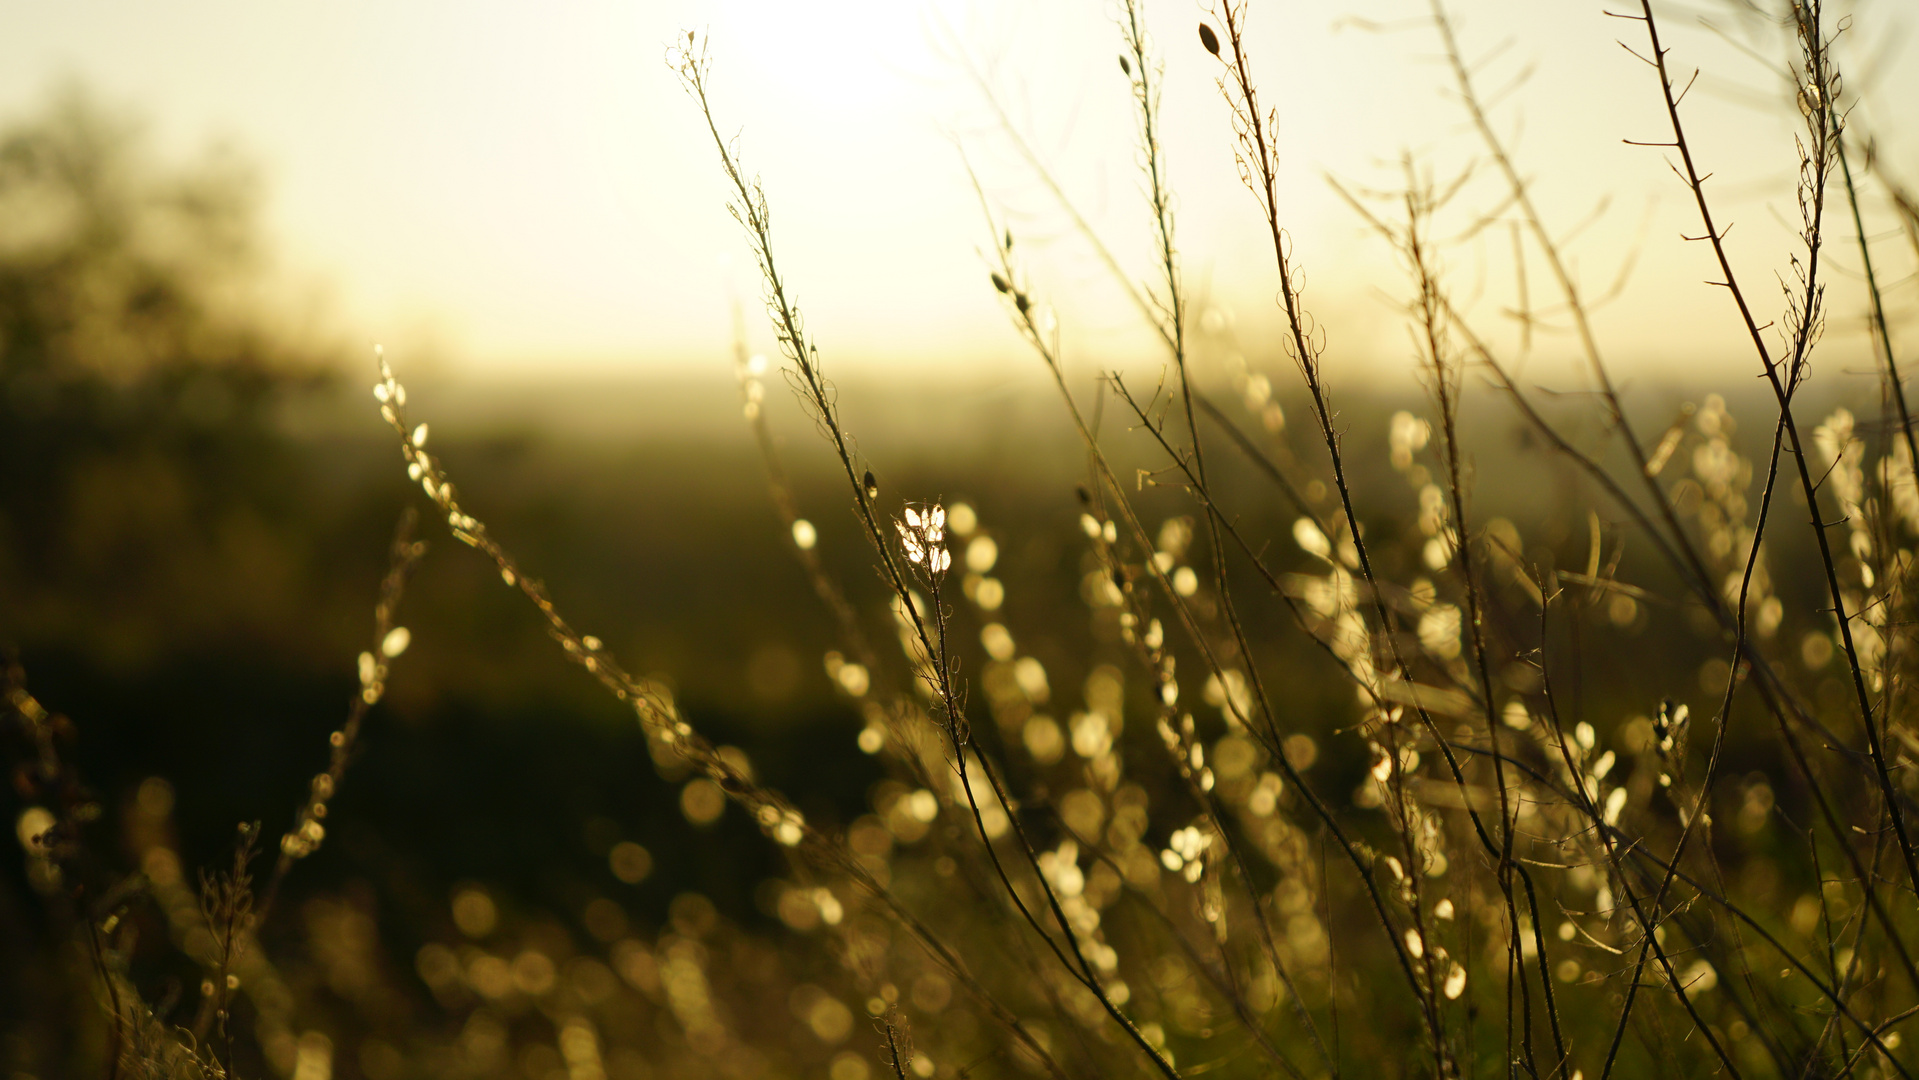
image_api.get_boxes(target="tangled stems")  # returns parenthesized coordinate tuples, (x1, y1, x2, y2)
(1623, 0, 1919, 985)
(674, 37, 1183, 1080)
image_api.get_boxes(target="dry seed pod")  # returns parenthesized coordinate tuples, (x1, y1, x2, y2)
(1198, 23, 1220, 56)
(1119, 54, 1131, 76)
(863, 471, 879, 500)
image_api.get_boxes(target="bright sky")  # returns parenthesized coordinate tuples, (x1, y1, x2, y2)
(3, 0, 1914, 383)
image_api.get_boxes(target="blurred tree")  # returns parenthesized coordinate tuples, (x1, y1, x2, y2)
(0, 87, 341, 669)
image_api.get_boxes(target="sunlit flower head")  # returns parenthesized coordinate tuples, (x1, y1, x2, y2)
(896, 504, 952, 574)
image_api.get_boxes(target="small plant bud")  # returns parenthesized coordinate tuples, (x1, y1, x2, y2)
(863, 471, 879, 500)
(991, 272, 1010, 294)
(1119, 54, 1131, 76)
(1076, 484, 1092, 506)
(1198, 23, 1220, 56)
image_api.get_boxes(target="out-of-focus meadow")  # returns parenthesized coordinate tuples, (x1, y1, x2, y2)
(8, 2, 1919, 1078)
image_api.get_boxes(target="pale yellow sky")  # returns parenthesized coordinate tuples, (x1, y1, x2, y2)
(4, 0, 1914, 384)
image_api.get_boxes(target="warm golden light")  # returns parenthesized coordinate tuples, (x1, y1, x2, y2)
(4, 0, 1912, 380)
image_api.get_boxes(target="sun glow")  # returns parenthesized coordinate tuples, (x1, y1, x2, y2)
(1, 0, 1913, 379)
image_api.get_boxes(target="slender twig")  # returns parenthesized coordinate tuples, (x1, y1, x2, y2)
(256, 509, 425, 925)
(1628, 0, 1919, 933)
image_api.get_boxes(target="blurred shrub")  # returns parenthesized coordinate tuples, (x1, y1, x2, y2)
(0, 88, 338, 669)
